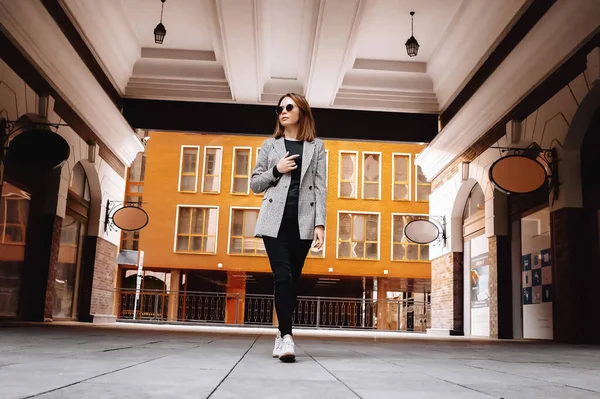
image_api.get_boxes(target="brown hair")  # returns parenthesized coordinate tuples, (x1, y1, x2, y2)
(273, 93, 316, 142)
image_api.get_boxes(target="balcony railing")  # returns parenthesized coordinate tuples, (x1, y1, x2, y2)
(116, 289, 431, 332)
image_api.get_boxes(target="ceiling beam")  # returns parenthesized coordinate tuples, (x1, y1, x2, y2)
(214, 0, 261, 102)
(305, 0, 366, 107)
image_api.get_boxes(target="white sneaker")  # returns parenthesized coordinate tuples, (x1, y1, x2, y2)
(272, 331, 283, 358)
(278, 334, 296, 363)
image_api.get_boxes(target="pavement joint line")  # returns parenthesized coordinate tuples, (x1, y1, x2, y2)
(206, 334, 262, 399)
(464, 363, 600, 394)
(21, 354, 169, 399)
(296, 343, 364, 399)
(345, 347, 500, 398)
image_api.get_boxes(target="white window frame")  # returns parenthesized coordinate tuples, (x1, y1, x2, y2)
(173, 205, 220, 254)
(338, 150, 359, 199)
(178, 145, 200, 193)
(390, 212, 430, 262)
(254, 147, 263, 196)
(227, 206, 266, 256)
(391, 152, 412, 201)
(415, 164, 431, 202)
(361, 151, 382, 200)
(201, 146, 223, 194)
(335, 210, 381, 261)
(231, 146, 253, 195)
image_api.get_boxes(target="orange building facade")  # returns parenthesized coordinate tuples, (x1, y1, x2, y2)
(116, 131, 432, 328)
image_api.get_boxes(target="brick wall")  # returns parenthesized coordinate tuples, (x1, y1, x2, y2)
(488, 235, 512, 339)
(43, 215, 63, 320)
(90, 237, 118, 316)
(431, 252, 463, 333)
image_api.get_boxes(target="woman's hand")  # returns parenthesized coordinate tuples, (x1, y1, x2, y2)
(276, 151, 299, 174)
(313, 225, 324, 250)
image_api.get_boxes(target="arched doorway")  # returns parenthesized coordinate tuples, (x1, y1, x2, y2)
(53, 162, 90, 319)
(462, 183, 489, 337)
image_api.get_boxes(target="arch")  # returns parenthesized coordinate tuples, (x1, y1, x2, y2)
(555, 82, 600, 210)
(78, 160, 102, 237)
(449, 178, 478, 252)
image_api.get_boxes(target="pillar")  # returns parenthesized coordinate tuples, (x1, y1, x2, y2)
(376, 277, 390, 330)
(167, 270, 181, 321)
(225, 271, 246, 324)
(428, 252, 463, 335)
(488, 235, 512, 339)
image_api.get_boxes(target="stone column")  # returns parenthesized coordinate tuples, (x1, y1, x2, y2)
(376, 278, 390, 330)
(488, 235, 512, 339)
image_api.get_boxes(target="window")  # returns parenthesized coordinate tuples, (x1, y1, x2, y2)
(229, 208, 266, 255)
(392, 153, 411, 201)
(202, 146, 223, 193)
(415, 165, 431, 202)
(254, 148, 263, 196)
(0, 185, 30, 245)
(337, 212, 379, 260)
(392, 214, 429, 262)
(178, 146, 200, 192)
(338, 151, 358, 198)
(175, 206, 219, 254)
(362, 152, 381, 200)
(231, 147, 252, 195)
(325, 149, 329, 188)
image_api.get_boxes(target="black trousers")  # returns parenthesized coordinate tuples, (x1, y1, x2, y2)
(262, 216, 312, 337)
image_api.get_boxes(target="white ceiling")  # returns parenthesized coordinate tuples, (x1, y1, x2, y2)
(60, 0, 528, 113)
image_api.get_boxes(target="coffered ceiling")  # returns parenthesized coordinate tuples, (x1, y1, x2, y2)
(61, 0, 529, 113)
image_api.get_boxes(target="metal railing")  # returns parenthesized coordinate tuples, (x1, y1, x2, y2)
(116, 289, 431, 332)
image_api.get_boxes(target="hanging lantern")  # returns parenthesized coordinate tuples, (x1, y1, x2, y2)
(154, 0, 167, 44)
(405, 11, 420, 57)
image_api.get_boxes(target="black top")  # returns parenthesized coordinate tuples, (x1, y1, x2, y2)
(273, 139, 304, 220)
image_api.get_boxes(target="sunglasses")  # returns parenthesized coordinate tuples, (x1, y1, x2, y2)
(275, 104, 294, 115)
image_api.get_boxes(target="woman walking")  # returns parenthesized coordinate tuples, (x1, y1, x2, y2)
(250, 93, 327, 362)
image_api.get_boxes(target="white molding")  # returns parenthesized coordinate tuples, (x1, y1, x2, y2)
(361, 151, 381, 200)
(0, 0, 144, 166)
(201, 146, 223, 194)
(335, 210, 381, 261)
(177, 146, 200, 193)
(230, 146, 253, 195)
(391, 153, 412, 201)
(338, 150, 359, 199)
(417, 0, 600, 180)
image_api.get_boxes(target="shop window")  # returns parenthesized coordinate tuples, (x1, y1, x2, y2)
(339, 151, 358, 199)
(337, 212, 379, 260)
(391, 214, 429, 262)
(229, 208, 266, 255)
(202, 146, 223, 193)
(392, 153, 410, 201)
(175, 206, 219, 254)
(362, 152, 381, 200)
(231, 147, 252, 195)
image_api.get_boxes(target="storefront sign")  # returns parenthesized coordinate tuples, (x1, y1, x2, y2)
(112, 206, 149, 231)
(489, 155, 547, 194)
(404, 219, 440, 244)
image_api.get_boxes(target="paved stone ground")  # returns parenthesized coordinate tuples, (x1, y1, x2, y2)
(1, 323, 600, 399)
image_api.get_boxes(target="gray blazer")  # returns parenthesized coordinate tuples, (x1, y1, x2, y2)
(250, 137, 327, 240)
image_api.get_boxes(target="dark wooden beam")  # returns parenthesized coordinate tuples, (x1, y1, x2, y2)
(440, 0, 557, 128)
(122, 99, 439, 143)
(40, 0, 122, 109)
